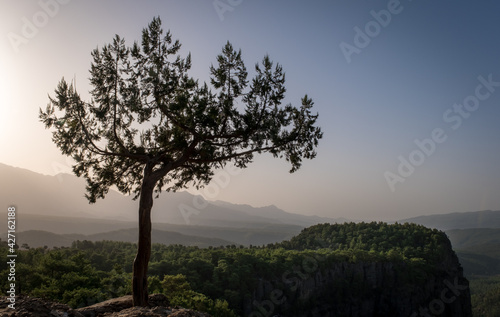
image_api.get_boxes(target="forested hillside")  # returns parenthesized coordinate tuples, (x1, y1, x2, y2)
(0, 222, 472, 316)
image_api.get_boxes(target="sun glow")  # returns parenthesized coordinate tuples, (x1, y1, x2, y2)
(0, 42, 27, 162)
(0, 52, 14, 132)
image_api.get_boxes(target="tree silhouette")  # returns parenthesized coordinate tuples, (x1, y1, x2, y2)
(40, 17, 322, 306)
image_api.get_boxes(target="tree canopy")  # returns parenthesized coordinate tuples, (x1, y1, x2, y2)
(39, 17, 322, 306)
(40, 17, 322, 203)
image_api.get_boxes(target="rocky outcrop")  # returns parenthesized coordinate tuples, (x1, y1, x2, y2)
(245, 249, 472, 316)
(0, 294, 210, 317)
(0, 295, 83, 317)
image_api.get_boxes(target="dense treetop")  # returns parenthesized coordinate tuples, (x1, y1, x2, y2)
(280, 222, 451, 260)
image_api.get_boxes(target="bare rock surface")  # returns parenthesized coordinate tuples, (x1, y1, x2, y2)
(0, 294, 210, 317)
(0, 295, 83, 317)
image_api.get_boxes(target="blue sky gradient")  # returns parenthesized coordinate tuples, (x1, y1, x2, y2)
(1, 0, 500, 221)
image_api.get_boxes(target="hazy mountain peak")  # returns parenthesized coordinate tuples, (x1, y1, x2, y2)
(0, 163, 346, 228)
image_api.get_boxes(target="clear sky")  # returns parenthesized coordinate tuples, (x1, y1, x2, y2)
(1, 0, 500, 221)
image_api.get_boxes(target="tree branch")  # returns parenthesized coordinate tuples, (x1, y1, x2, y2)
(187, 144, 277, 164)
(76, 100, 148, 161)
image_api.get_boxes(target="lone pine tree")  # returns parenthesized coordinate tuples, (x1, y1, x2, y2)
(40, 17, 322, 306)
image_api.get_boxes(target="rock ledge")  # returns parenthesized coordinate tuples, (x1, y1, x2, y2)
(0, 294, 211, 317)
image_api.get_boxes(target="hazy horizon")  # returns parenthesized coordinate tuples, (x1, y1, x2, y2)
(2, 1, 500, 222)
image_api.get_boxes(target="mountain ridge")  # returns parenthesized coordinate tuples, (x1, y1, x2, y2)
(0, 213, 304, 247)
(0, 163, 345, 228)
(400, 209, 500, 230)
(13, 228, 235, 249)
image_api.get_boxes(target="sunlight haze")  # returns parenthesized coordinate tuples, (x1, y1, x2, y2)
(1, 0, 500, 222)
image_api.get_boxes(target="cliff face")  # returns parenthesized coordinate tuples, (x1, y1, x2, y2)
(246, 248, 472, 316)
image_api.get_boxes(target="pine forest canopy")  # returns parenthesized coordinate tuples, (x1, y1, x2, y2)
(39, 17, 322, 306)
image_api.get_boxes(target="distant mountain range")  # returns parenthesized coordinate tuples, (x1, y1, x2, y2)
(400, 209, 500, 230)
(445, 228, 500, 276)
(0, 163, 343, 248)
(15, 228, 234, 249)
(3, 213, 304, 247)
(0, 163, 346, 228)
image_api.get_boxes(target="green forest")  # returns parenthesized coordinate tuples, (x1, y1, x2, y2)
(1, 222, 498, 316)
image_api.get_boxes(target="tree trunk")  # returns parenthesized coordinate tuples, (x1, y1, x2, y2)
(132, 173, 155, 307)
